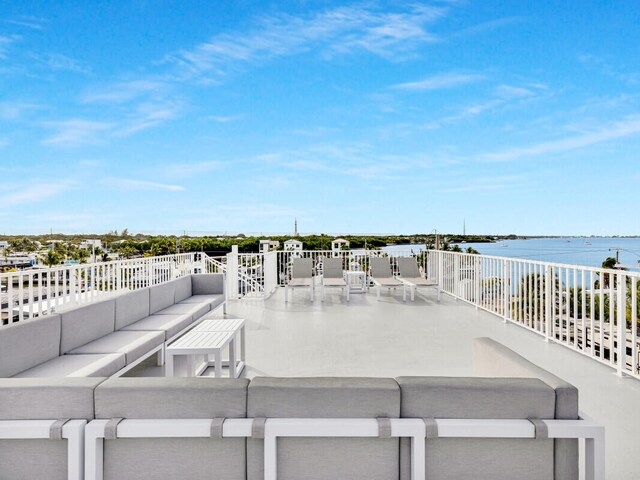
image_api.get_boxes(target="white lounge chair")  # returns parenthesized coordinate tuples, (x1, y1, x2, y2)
(321, 257, 349, 301)
(285, 258, 315, 302)
(397, 257, 440, 301)
(369, 257, 406, 301)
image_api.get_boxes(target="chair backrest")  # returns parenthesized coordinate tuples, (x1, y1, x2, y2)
(95, 377, 249, 480)
(291, 258, 313, 279)
(60, 299, 116, 354)
(247, 377, 401, 480)
(397, 257, 421, 278)
(323, 258, 344, 278)
(115, 288, 150, 330)
(369, 257, 393, 279)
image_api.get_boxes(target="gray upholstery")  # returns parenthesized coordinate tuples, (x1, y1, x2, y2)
(370, 257, 394, 278)
(192, 273, 225, 295)
(121, 314, 192, 341)
(174, 275, 193, 303)
(397, 257, 422, 278)
(60, 299, 116, 354)
(155, 302, 209, 320)
(149, 282, 176, 314)
(96, 378, 249, 480)
(291, 258, 313, 279)
(115, 288, 150, 330)
(0, 315, 61, 377)
(0, 439, 67, 480)
(68, 330, 164, 364)
(247, 377, 400, 480)
(322, 258, 344, 278)
(473, 337, 579, 480)
(397, 376, 556, 480)
(0, 377, 104, 420)
(179, 294, 225, 311)
(95, 377, 249, 418)
(14, 353, 125, 378)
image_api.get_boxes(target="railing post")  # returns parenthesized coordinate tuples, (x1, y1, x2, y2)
(453, 254, 460, 300)
(437, 251, 443, 298)
(227, 245, 239, 300)
(617, 272, 627, 377)
(545, 265, 553, 342)
(475, 256, 480, 309)
(503, 260, 509, 323)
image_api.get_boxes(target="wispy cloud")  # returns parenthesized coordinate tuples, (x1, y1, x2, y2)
(0, 34, 20, 59)
(392, 72, 485, 91)
(2, 16, 46, 31)
(166, 4, 448, 81)
(0, 101, 40, 120)
(117, 101, 182, 135)
(161, 160, 221, 179)
(35, 53, 90, 74)
(207, 114, 243, 123)
(481, 116, 640, 162)
(104, 177, 185, 192)
(578, 54, 640, 86)
(0, 181, 73, 206)
(82, 79, 168, 104)
(42, 119, 114, 146)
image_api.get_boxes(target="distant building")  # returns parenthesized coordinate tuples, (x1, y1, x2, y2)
(331, 238, 350, 253)
(80, 239, 102, 250)
(259, 240, 280, 253)
(284, 239, 303, 252)
(0, 241, 8, 251)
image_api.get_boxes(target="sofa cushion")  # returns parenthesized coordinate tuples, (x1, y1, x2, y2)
(68, 330, 164, 364)
(0, 315, 61, 377)
(0, 440, 68, 480)
(14, 353, 125, 378)
(95, 377, 249, 418)
(96, 377, 249, 480)
(155, 302, 209, 321)
(397, 376, 556, 480)
(192, 274, 224, 295)
(121, 314, 192, 341)
(174, 275, 192, 303)
(247, 377, 400, 480)
(60, 299, 116, 354)
(179, 294, 225, 311)
(149, 282, 176, 314)
(115, 288, 150, 330)
(0, 377, 104, 420)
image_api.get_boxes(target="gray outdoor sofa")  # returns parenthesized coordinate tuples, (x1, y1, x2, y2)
(0, 273, 225, 378)
(0, 338, 603, 480)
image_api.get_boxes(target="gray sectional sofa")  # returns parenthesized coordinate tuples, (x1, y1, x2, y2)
(0, 338, 596, 480)
(0, 274, 225, 378)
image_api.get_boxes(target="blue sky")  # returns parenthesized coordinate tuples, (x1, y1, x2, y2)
(1, 1, 639, 236)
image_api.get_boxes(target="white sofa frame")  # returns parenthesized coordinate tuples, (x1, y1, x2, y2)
(85, 414, 604, 480)
(0, 419, 86, 480)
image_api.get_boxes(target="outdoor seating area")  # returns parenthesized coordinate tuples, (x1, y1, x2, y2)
(0, 338, 603, 480)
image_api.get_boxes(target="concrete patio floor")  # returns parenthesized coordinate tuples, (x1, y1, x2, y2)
(129, 287, 640, 480)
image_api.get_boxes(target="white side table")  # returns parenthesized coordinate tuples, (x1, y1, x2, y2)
(344, 270, 367, 294)
(193, 318, 246, 376)
(165, 330, 238, 378)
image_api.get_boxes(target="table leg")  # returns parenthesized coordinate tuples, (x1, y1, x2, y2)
(214, 349, 222, 378)
(229, 337, 237, 378)
(165, 351, 174, 377)
(186, 355, 194, 377)
(241, 326, 246, 362)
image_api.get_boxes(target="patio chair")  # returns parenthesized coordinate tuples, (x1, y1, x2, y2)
(369, 257, 406, 301)
(321, 257, 350, 301)
(397, 257, 440, 302)
(285, 258, 315, 302)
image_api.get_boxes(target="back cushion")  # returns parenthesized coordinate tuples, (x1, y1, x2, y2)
(60, 299, 116, 354)
(149, 281, 176, 314)
(397, 377, 556, 480)
(191, 274, 224, 295)
(95, 377, 248, 480)
(0, 315, 61, 377)
(247, 377, 400, 480)
(174, 275, 192, 303)
(115, 289, 150, 330)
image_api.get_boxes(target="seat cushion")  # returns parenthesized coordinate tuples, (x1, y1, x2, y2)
(68, 330, 164, 364)
(375, 278, 402, 286)
(179, 294, 224, 308)
(60, 299, 116, 354)
(0, 315, 61, 377)
(156, 302, 209, 321)
(14, 353, 126, 378)
(288, 278, 313, 287)
(401, 277, 436, 286)
(115, 288, 150, 330)
(323, 278, 346, 286)
(122, 314, 192, 341)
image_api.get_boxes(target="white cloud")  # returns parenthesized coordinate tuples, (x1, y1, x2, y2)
(392, 72, 485, 91)
(161, 161, 221, 179)
(167, 4, 448, 80)
(42, 119, 114, 146)
(0, 34, 20, 59)
(0, 181, 72, 206)
(481, 116, 640, 162)
(207, 115, 243, 123)
(104, 177, 185, 192)
(82, 80, 168, 104)
(37, 53, 89, 74)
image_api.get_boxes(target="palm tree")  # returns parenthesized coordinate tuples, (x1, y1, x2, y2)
(40, 250, 63, 268)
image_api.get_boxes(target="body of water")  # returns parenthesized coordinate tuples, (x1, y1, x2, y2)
(383, 238, 640, 270)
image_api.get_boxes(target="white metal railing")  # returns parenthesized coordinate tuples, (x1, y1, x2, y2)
(429, 249, 640, 380)
(1, 253, 199, 324)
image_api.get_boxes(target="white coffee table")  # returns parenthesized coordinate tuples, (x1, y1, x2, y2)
(165, 330, 238, 378)
(193, 318, 245, 376)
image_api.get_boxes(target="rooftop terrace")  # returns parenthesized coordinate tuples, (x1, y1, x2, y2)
(129, 286, 640, 480)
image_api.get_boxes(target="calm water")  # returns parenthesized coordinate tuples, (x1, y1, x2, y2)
(383, 238, 640, 270)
